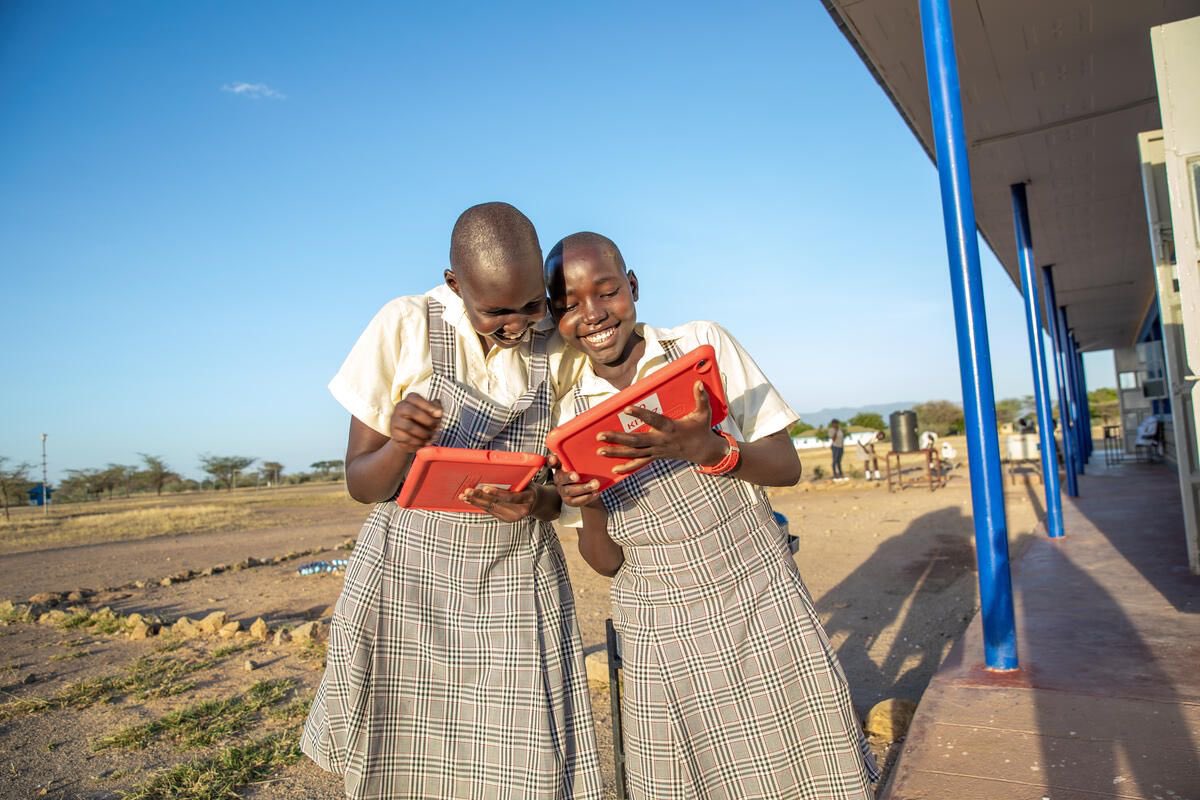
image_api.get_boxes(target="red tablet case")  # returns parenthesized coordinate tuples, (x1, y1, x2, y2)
(546, 345, 729, 491)
(395, 447, 546, 514)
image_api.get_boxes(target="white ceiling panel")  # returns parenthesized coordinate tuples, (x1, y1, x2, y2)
(821, 0, 1200, 350)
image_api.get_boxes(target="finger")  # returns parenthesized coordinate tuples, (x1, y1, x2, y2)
(597, 430, 658, 448)
(392, 417, 438, 442)
(562, 491, 601, 508)
(557, 480, 601, 499)
(597, 444, 657, 460)
(394, 404, 441, 431)
(390, 428, 433, 449)
(547, 453, 561, 470)
(692, 381, 712, 418)
(611, 456, 653, 475)
(623, 405, 674, 431)
(475, 487, 533, 505)
(403, 394, 444, 419)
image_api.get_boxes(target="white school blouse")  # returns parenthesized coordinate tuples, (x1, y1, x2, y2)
(554, 321, 799, 527)
(329, 284, 579, 436)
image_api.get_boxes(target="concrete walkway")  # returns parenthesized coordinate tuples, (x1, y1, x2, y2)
(881, 461, 1200, 799)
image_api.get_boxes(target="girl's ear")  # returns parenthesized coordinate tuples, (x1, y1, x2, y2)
(444, 269, 461, 297)
(627, 270, 639, 301)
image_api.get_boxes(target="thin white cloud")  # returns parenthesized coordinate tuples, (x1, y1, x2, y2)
(221, 82, 285, 100)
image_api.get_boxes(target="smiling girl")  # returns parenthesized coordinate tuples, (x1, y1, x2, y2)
(546, 231, 877, 800)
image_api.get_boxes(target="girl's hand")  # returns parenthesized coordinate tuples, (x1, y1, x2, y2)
(460, 485, 537, 522)
(595, 381, 728, 475)
(548, 453, 603, 508)
(388, 394, 443, 454)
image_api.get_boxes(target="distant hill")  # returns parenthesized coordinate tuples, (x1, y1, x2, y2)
(794, 401, 921, 426)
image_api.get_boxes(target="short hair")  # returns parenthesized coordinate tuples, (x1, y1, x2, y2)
(449, 202, 541, 275)
(545, 231, 627, 280)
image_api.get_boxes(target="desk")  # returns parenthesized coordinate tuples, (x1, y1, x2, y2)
(886, 448, 946, 492)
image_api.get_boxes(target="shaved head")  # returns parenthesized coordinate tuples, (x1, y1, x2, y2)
(545, 231, 627, 282)
(449, 202, 542, 279)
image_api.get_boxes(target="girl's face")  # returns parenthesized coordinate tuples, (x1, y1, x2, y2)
(446, 263, 548, 350)
(550, 245, 640, 371)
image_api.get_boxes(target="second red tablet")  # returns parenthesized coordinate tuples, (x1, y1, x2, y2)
(547, 345, 728, 491)
(396, 447, 546, 514)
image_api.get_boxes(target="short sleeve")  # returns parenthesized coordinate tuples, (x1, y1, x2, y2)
(328, 297, 428, 436)
(697, 322, 798, 443)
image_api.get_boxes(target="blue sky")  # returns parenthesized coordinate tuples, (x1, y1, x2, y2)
(0, 1, 1115, 482)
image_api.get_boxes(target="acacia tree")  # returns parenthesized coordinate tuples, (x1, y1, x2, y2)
(199, 455, 257, 492)
(913, 400, 965, 436)
(60, 468, 104, 501)
(137, 454, 178, 496)
(0, 457, 34, 521)
(849, 412, 886, 431)
(310, 460, 345, 480)
(261, 461, 284, 486)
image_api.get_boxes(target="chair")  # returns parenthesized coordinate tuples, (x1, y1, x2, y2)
(1134, 417, 1163, 462)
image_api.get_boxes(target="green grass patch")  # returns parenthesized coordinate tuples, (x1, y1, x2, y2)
(94, 678, 296, 751)
(209, 641, 254, 660)
(119, 727, 303, 800)
(0, 646, 250, 721)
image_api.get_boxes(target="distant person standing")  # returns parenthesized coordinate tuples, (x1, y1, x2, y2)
(829, 418, 847, 482)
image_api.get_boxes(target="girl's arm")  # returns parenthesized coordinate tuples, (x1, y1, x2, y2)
(344, 394, 443, 503)
(577, 504, 624, 577)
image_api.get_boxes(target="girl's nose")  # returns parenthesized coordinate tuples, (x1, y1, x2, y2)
(582, 299, 606, 325)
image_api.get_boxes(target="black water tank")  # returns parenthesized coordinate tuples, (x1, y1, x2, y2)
(890, 410, 919, 453)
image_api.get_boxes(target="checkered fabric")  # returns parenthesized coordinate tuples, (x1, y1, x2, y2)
(577, 340, 878, 800)
(302, 301, 603, 799)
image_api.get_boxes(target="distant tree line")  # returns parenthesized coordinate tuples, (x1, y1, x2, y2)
(0, 453, 346, 510)
(785, 391, 1116, 441)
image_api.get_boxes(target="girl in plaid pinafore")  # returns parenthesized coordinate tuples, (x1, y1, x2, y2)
(547, 232, 877, 800)
(302, 296, 603, 799)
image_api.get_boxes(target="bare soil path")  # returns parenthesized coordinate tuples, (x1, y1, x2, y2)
(0, 454, 1047, 799)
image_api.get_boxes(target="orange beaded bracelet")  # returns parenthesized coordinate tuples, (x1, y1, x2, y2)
(696, 431, 741, 476)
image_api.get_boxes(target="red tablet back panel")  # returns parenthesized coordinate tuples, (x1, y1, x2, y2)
(395, 447, 546, 514)
(546, 345, 728, 491)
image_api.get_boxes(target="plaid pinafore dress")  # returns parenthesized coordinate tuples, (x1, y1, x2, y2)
(302, 300, 603, 800)
(578, 340, 878, 800)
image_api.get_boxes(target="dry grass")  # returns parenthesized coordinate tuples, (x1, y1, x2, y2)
(0, 483, 357, 555)
(0, 505, 256, 554)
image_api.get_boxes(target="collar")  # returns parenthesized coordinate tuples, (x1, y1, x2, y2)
(426, 283, 554, 334)
(574, 322, 684, 397)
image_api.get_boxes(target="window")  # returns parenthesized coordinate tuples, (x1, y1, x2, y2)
(1119, 371, 1139, 390)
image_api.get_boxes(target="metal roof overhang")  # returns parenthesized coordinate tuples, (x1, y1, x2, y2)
(821, 0, 1200, 351)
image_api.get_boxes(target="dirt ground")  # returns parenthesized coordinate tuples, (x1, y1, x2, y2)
(0, 447, 1047, 799)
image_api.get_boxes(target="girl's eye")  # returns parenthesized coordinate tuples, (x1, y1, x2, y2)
(601, 291, 618, 298)
(562, 303, 578, 312)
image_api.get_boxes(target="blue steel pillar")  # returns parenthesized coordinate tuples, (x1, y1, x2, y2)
(1011, 184, 1065, 538)
(919, 0, 1017, 671)
(1043, 266, 1078, 497)
(1063, 320, 1085, 474)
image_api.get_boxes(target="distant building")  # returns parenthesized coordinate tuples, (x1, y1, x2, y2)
(792, 426, 881, 450)
(27, 484, 53, 506)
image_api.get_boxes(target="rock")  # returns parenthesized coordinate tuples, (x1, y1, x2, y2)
(173, 617, 202, 638)
(28, 592, 61, 606)
(291, 621, 325, 644)
(197, 611, 228, 635)
(132, 580, 147, 589)
(159, 577, 174, 587)
(126, 613, 144, 628)
(584, 650, 611, 687)
(200, 567, 215, 577)
(865, 698, 918, 742)
(65, 590, 86, 602)
(249, 617, 270, 641)
(218, 621, 241, 638)
(21, 673, 37, 686)
(130, 621, 152, 640)
(0, 600, 14, 616)
(244, 659, 258, 672)
(272, 629, 291, 646)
